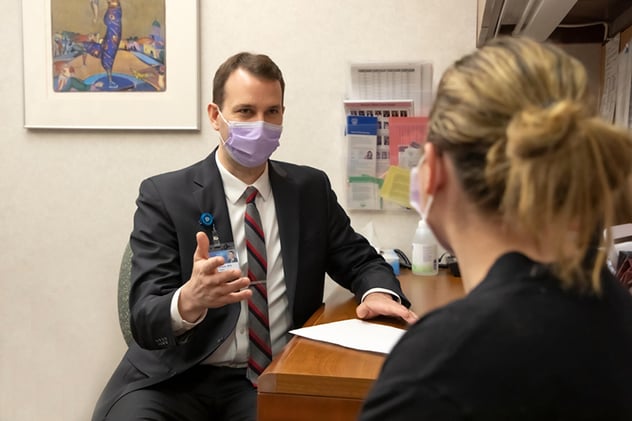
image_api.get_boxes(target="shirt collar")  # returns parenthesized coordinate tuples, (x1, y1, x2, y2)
(215, 153, 272, 204)
(469, 252, 553, 296)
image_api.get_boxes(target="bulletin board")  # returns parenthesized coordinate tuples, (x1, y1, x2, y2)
(343, 62, 432, 210)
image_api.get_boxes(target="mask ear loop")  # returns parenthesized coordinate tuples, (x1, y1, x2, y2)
(409, 166, 422, 215)
(217, 109, 232, 126)
(216, 109, 231, 145)
(421, 194, 434, 221)
(417, 154, 435, 221)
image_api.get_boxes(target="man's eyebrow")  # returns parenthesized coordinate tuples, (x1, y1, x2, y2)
(231, 103, 254, 109)
(230, 103, 282, 111)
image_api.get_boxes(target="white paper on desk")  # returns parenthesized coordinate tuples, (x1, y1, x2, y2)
(289, 319, 406, 354)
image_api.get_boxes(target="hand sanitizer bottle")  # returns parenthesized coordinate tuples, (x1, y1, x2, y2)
(412, 219, 438, 275)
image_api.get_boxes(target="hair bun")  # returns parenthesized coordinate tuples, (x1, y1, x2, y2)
(506, 100, 584, 160)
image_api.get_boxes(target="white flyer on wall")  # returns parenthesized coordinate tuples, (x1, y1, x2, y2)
(350, 62, 432, 116)
(600, 33, 620, 123)
(346, 115, 380, 210)
(615, 43, 632, 129)
(344, 99, 414, 177)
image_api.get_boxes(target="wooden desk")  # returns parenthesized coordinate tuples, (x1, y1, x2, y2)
(257, 270, 464, 421)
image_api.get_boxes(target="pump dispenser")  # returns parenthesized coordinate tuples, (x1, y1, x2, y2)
(412, 219, 438, 275)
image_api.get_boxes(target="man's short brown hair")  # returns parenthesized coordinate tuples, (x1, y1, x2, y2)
(212, 52, 285, 110)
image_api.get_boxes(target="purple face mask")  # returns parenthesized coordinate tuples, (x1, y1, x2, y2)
(218, 111, 282, 168)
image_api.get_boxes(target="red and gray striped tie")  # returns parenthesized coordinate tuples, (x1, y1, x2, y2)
(244, 186, 272, 386)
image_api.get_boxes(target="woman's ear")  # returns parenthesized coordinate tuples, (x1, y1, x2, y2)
(423, 142, 445, 196)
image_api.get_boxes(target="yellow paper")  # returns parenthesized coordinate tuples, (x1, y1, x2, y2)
(380, 166, 411, 208)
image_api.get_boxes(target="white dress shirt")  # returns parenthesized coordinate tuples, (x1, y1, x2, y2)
(170, 155, 291, 366)
(169, 154, 398, 366)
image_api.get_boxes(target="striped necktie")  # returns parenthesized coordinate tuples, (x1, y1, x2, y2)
(244, 186, 272, 386)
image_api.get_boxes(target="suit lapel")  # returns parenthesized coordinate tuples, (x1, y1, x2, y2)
(269, 161, 299, 311)
(192, 150, 234, 244)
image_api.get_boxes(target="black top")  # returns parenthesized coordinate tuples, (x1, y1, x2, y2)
(360, 252, 632, 420)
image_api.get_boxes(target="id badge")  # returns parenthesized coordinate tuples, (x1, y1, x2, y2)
(209, 242, 240, 272)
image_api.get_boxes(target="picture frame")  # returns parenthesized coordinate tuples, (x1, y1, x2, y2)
(22, 0, 200, 130)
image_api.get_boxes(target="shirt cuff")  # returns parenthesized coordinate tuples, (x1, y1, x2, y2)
(170, 287, 207, 336)
(361, 287, 402, 304)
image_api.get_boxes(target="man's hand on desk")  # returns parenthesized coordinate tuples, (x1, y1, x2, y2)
(356, 292, 418, 324)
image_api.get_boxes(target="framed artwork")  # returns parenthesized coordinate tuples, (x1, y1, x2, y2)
(22, 0, 200, 130)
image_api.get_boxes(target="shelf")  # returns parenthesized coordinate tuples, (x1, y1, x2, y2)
(479, 0, 632, 45)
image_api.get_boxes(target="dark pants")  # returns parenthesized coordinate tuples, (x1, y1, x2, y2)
(104, 366, 256, 421)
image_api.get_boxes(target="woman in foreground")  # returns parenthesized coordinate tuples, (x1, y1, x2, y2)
(359, 36, 632, 420)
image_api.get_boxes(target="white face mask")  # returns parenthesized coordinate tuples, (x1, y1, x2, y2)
(410, 154, 454, 255)
(409, 156, 434, 220)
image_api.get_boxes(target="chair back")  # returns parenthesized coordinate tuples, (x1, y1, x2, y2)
(118, 242, 133, 345)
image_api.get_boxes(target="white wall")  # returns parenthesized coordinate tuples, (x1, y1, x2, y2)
(0, 1, 476, 419)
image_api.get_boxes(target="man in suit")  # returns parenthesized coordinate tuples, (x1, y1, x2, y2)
(92, 52, 416, 421)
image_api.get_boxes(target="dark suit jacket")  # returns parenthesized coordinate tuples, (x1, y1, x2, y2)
(92, 151, 409, 420)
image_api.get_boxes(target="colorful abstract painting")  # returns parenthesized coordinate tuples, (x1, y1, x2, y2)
(51, 0, 166, 92)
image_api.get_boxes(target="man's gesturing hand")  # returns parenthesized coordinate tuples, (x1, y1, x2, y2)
(178, 232, 252, 322)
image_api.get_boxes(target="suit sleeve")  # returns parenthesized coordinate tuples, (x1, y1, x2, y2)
(128, 177, 184, 350)
(318, 171, 410, 307)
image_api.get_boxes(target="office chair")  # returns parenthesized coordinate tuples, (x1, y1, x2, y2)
(117, 241, 133, 345)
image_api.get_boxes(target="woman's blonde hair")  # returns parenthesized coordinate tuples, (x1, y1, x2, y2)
(428, 36, 632, 292)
